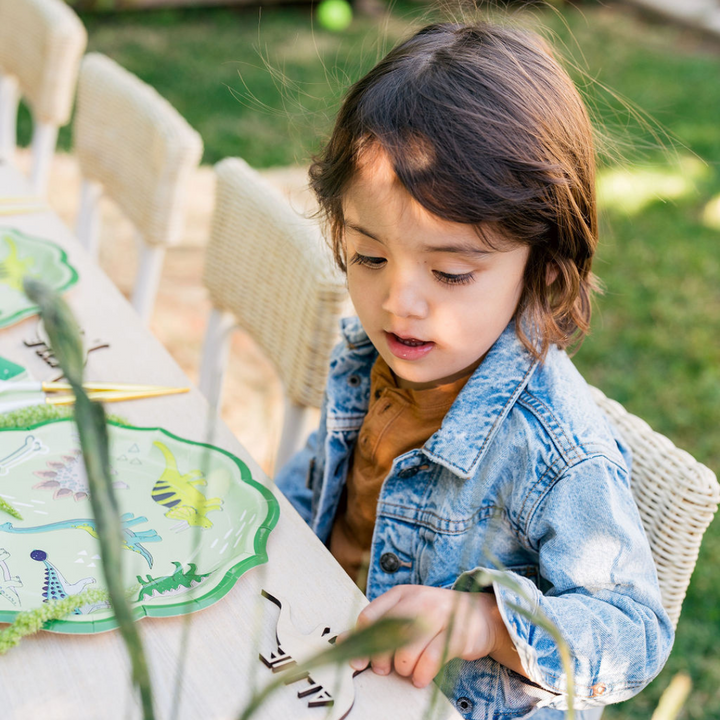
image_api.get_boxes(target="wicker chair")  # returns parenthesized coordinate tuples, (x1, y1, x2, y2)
(591, 387, 719, 630)
(0, 0, 86, 196)
(199, 157, 348, 471)
(565, 389, 719, 719)
(73, 53, 203, 326)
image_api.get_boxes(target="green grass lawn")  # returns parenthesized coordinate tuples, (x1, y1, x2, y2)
(18, 1, 720, 716)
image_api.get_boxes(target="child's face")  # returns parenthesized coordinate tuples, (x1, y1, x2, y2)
(343, 148, 529, 390)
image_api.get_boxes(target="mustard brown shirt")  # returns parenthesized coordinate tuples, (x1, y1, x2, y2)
(329, 355, 470, 585)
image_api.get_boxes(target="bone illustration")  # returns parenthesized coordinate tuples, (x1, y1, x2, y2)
(260, 590, 359, 720)
(0, 548, 23, 606)
(0, 435, 49, 476)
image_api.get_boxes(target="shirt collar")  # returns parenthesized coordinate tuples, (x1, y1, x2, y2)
(339, 316, 540, 479)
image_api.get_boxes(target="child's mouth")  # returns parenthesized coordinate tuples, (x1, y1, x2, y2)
(385, 332, 435, 360)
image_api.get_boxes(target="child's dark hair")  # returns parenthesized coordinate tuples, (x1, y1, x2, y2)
(310, 22, 600, 361)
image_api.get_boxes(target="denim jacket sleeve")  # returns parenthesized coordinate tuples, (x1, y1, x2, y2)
(274, 429, 318, 525)
(457, 454, 674, 709)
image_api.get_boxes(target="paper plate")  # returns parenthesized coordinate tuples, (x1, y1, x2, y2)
(0, 418, 279, 633)
(0, 227, 79, 329)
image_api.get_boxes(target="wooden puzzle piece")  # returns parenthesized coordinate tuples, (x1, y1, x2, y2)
(260, 589, 360, 720)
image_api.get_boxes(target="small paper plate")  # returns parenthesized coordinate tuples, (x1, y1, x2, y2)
(0, 227, 79, 329)
(0, 418, 279, 633)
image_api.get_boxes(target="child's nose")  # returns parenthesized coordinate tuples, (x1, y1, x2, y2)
(381, 272, 429, 320)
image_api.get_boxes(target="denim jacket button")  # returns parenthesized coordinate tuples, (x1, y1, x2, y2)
(347, 374, 361, 387)
(398, 466, 420, 479)
(592, 683, 606, 697)
(456, 696, 474, 713)
(379, 552, 400, 573)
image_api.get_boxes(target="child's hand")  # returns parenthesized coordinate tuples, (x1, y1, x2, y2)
(349, 585, 507, 688)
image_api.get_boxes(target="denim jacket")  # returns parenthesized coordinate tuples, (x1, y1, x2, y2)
(276, 317, 674, 719)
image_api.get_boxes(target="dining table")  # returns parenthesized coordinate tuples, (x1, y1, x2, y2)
(0, 160, 460, 720)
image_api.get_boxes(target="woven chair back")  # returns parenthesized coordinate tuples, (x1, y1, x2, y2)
(591, 386, 719, 628)
(73, 53, 203, 247)
(203, 158, 348, 408)
(0, 0, 86, 126)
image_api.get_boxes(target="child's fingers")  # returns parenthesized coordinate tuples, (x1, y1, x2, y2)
(369, 650, 394, 676)
(349, 656, 369, 671)
(411, 633, 449, 688)
(392, 630, 442, 681)
(356, 585, 406, 627)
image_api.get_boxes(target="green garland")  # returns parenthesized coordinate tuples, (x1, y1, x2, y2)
(0, 588, 111, 654)
(0, 404, 127, 429)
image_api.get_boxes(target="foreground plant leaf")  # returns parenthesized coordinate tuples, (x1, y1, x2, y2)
(471, 567, 576, 720)
(237, 616, 418, 720)
(23, 278, 155, 720)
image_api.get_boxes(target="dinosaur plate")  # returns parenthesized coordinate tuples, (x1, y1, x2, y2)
(0, 418, 279, 633)
(0, 227, 79, 329)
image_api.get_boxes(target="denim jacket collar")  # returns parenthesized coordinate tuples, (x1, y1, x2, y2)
(339, 316, 540, 480)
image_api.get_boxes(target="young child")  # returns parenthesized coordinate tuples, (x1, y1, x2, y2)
(275, 21, 673, 719)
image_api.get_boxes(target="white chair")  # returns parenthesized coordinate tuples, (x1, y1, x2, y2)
(199, 157, 348, 472)
(591, 387, 719, 630)
(73, 53, 203, 326)
(0, 0, 86, 196)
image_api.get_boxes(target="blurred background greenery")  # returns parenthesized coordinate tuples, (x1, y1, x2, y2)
(17, 0, 720, 716)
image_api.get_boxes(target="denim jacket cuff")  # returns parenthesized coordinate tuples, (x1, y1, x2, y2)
(454, 567, 562, 696)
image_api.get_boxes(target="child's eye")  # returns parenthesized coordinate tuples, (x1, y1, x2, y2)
(350, 252, 386, 269)
(433, 270, 475, 286)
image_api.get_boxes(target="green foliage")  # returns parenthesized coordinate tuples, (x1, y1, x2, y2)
(0, 405, 127, 429)
(0, 587, 111, 654)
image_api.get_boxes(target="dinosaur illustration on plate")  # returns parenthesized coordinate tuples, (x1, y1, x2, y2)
(0, 548, 22, 606)
(0, 513, 162, 567)
(30, 549, 108, 615)
(0, 235, 37, 293)
(32, 448, 123, 501)
(136, 561, 211, 602)
(151, 441, 223, 530)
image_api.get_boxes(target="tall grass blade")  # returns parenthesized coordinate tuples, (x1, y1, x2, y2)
(651, 672, 692, 720)
(471, 568, 575, 720)
(23, 278, 155, 720)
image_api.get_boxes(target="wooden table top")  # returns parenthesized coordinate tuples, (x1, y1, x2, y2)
(0, 163, 459, 720)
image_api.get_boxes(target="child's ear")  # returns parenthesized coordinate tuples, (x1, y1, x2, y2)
(546, 262, 559, 285)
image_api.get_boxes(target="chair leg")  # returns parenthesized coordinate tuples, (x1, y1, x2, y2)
(29, 122, 58, 197)
(275, 399, 310, 473)
(0, 74, 19, 165)
(76, 179, 103, 258)
(198, 309, 235, 414)
(131, 238, 166, 326)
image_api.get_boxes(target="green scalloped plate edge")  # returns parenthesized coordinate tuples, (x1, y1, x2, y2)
(0, 417, 280, 634)
(0, 228, 80, 329)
